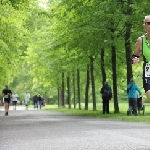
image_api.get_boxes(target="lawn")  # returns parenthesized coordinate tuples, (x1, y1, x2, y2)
(42, 102, 150, 124)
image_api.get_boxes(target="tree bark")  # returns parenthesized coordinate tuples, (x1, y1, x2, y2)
(85, 64, 90, 110)
(67, 76, 71, 108)
(90, 56, 96, 111)
(73, 73, 76, 109)
(58, 88, 62, 107)
(100, 48, 106, 85)
(77, 69, 81, 110)
(111, 45, 119, 113)
(62, 72, 65, 106)
(124, 0, 133, 84)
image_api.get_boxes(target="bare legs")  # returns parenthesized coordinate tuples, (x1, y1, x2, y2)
(26, 104, 28, 110)
(12, 101, 17, 110)
(4, 102, 9, 115)
(146, 90, 150, 102)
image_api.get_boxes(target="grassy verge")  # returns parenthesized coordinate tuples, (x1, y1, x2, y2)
(42, 102, 150, 124)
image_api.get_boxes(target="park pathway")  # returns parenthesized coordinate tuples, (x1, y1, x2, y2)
(0, 105, 150, 150)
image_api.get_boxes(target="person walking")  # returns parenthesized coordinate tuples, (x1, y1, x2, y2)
(12, 91, 19, 110)
(33, 94, 38, 110)
(132, 15, 150, 102)
(24, 92, 30, 110)
(2, 85, 12, 116)
(127, 78, 142, 116)
(41, 95, 45, 106)
(100, 81, 112, 114)
(38, 94, 42, 109)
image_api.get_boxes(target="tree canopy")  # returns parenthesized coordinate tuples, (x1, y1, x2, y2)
(0, 0, 149, 111)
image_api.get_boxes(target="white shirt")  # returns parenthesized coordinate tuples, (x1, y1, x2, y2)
(12, 93, 18, 101)
(24, 93, 30, 101)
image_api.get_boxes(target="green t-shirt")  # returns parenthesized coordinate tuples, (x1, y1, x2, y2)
(142, 35, 150, 62)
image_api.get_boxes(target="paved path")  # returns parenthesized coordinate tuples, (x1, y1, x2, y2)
(0, 106, 150, 150)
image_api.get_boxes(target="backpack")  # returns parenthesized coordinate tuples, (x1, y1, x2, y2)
(102, 86, 112, 100)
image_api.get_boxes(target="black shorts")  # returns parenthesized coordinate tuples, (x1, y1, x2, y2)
(4, 98, 10, 103)
(12, 101, 17, 105)
(143, 77, 150, 93)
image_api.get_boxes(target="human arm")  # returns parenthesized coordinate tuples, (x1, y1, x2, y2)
(9, 90, 12, 96)
(132, 37, 142, 64)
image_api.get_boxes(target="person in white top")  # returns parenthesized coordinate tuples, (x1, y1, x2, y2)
(24, 92, 30, 110)
(12, 92, 19, 110)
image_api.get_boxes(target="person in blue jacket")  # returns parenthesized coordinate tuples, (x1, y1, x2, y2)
(127, 78, 142, 116)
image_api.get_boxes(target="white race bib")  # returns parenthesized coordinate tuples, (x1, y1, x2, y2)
(145, 62, 150, 77)
(4, 95, 8, 98)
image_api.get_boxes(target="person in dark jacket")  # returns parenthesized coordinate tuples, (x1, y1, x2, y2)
(33, 94, 38, 110)
(2, 85, 12, 116)
(100, 81, 112, 114)
(127, 78, 142, 116)
(37, 94, 42, 109)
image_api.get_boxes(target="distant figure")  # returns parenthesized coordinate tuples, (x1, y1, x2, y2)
(33, 94, 38, 110)
(12, 92, 19, 110)
(100, 81, 112, 114)
(38, 94, 42, 109)
(24, 92, 30, 110)
(41, 95, 45, 106)
(127, 78, 142, 116)
(2, 85, 12, 116)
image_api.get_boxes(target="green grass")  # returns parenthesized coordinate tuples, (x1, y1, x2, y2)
(42, 102, 150, 124)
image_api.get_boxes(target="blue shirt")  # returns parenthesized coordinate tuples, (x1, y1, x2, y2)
(127, 83, 142, 98)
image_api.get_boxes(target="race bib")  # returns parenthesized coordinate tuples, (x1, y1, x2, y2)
(145, 62, 150, 77)
(4, 95, 8, 98)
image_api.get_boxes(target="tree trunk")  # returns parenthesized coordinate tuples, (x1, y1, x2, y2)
(62, 72, 65, 106)
(124, 1, 133, 84)
(125, 22, 133, 84)
(67, 76, 71, 108)
(77, 69, 81, 110)
(58, 88, 62, 107)
(111, 45, 119, 113)
(85, 64, 90, 110)
(90, 56, 96, 111)
(100, 48, 106, 85)
(73, 73, 76, 109)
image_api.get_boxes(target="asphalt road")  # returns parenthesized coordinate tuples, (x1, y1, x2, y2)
(0, 105, 150, 150)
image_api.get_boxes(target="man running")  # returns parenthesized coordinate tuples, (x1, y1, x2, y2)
(132, 15, 150, 102)
(2, 85, 12, 116)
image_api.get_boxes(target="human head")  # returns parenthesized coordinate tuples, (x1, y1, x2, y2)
(5, 85, 8, 89)
(144, 15, 150, 24)
(104, 81, 108, 85)
(143, 15, 150, 32)
(130, 78, 135, 83)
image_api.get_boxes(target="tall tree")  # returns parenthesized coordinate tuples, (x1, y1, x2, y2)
(77, 69, 81, 110)
(85, 64, 90, 110)
(90, 56, 96, 111)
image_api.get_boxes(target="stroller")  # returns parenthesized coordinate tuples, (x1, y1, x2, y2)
(127, 96, 145, 115)
(137, 97, 145, 115)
